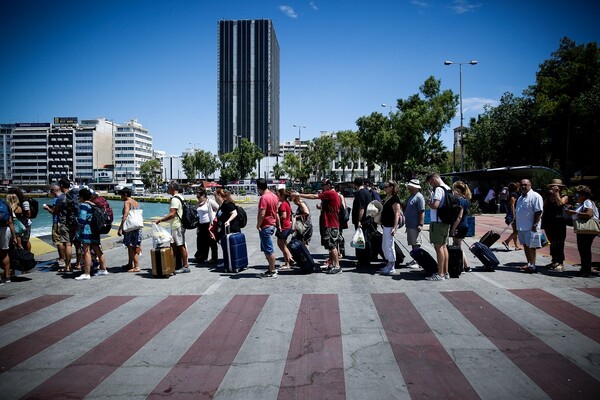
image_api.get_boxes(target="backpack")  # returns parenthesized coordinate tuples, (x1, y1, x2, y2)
(236, 206, 248, 228)
(63, 190, 80, 229)
(28, 198, 40, 219)
(90, 203, 112, 234)
(436, 187, 462, 225)
(92, 196, 114, 223)
(175, 196, 199, 230)
(0, 200, 10, 226)
(338, 204, 350, 230)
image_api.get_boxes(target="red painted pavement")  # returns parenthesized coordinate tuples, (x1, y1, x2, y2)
(578, 287, 600, 298)
(444, 291, 600, 399)
(278, 294, 346, 400)
(23, 295, 200, 400)
(372, 293, 479, 400)
(149, 294, 268, 400)
(0, 296, 134, 374)
(510, 289, 600, 344)
(0, 295, 71, 327)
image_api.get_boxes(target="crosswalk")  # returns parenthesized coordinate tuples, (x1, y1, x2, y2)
(1, 288, 599, 399)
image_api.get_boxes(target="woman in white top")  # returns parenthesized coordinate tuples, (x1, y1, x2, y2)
(567, 185, 599, 276)
(195, 189, 219, 264)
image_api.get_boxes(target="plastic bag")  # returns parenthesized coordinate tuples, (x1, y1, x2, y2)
(152, 223, 172, 248)
(351, 227, 366, 249)
(529, 231, 542, 249)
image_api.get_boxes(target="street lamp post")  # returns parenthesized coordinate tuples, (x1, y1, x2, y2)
(381, 103, 397, 181)
(293, 124, 305, 177)
(444, 60, 477, 172)
(236, 134, 243, 179)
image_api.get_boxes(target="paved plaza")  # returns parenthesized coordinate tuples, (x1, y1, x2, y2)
(1, 199, 599, 399)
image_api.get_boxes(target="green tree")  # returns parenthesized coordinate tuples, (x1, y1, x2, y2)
(194, 150, 219, 180)
(182, 154, 197, 182)
(336, 129, 360, 180)
(271, 162, 285, 179)
(219, 152, 238, 183)
(139, 159, 162, 190)
(233, 138, 264, 179)
(306, 135, 336, 181)
(281, 153, 301, 183)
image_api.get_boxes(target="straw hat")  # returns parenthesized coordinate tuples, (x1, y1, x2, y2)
(407, 179, 421, 190)
(547, 178, 565, 188)
(366, 200, 383, 224)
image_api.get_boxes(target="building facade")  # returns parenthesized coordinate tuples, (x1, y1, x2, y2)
(113, 119, 153, 183)
(218, 19, 280, 156)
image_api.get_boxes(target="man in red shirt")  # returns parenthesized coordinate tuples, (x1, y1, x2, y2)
(257, 178, 279, 278)
(295, 179, 342, 274)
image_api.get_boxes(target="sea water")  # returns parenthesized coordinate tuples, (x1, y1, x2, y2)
(28, 198, 171, 238)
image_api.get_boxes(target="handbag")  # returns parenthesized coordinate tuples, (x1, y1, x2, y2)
(13, 218, 26, 236)
(293, 215, 307, 235)
(351, 227, 366, 249)
(123, 209, 144, 232)
(573, 217, 600, 234)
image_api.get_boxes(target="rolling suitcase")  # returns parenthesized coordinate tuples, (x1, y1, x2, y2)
(221, 231, 249, 272)
(448, 245, 463, 278)
(288, 239, 320, 274)
(409, 248, 438, 276)
(479, 230, 501, 248)
(469, 242, 500, 271)
(151, 247, 175, 278)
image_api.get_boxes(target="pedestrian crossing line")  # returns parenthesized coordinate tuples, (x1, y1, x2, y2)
(372, 293, 480, 400)
(22, 295, 200, 400)
(0, 295, 71, 328)
(0, 296, 134, 374)
(443, 291, 600, 399)
(279, 294, 346, 400)
(148, 294, 268, 400)
(578, 287, 600, 298)
(510, 288, 600, 344)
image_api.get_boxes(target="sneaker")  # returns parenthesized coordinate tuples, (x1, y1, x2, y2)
(444, 273, 450, 280)
(382, 267, 396, 276)
(406, 260, 421, 269)
(57, 260, 66, 268)
(326, 267, 342, 274)
(175, 267, 191, 274)
(425, 274, 444, 281)
(261, 270, 278, 278)
(524, 265, 537, 273)
(93, 270, 109, 276)
(75, 274, 91, 281)
(463, 266, 471, 272)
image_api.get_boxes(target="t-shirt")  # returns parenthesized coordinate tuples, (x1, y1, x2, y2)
(170, 195, 183, 230)
(217, 201, 240, 233)
(259, 190, 278, 228)
(575, 199, 599, 220)
(278, 200, 292, 230)
(430, 184, 450, 223)
(458, 198, 470, 228)
(352, 187, 371, 225)
(405, 192, 425, 229)
(515, 190, 543, 231)
(319, 189, 341, 228)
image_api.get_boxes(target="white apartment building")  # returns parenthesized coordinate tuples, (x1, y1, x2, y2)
(113, 119, 153, 183)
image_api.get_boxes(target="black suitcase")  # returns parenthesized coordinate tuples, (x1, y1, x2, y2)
(469, 242, 500, 270)
(288, 239, 320, 274)
(479, 230, 501, 248)
(448, 245, 463, 278)
(377, 240, 405, 268)
(409, 248, 438, 276)
(10, 247, 37, 272)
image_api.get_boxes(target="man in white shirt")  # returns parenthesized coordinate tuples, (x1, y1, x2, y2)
(425, 173, 451, 281)
(515, 179, 543, 273)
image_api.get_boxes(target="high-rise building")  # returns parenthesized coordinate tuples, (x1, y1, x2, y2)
(218, 19, 280, 156)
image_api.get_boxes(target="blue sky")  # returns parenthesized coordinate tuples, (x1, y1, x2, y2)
(1, 0, 599, 156)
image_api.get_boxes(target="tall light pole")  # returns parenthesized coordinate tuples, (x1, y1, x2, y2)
(444, 60, 477, 172)
(292, 124, 305, 154)
(236, 134, 243, 180)
(381, 103, 398, 181)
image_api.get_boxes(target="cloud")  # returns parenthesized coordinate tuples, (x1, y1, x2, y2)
(448, 0, 482, 14)
(463, 97, 499, 114)
(279, 5, 298, 18)
(309, 1, 318, 10)
(411, 0, 430, 8)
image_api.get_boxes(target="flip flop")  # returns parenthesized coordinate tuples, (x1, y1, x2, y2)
(502, 241, 510, 251)
(57, 267, 72, 273)
(127, 268, 141, 273)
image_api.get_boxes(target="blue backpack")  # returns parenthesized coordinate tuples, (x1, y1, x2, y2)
(0, 200, 10, 226)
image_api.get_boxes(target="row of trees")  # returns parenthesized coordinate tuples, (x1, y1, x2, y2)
(140, 37, 596, 187)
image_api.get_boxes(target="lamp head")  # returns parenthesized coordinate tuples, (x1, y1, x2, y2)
(444, 61, 453, 65)
(469, 60, 478, 65)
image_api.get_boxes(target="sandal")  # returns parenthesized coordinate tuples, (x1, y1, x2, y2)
(127, 267, 141, 273)
(57, 267, 72, 273)
(502, 241, 510, 251)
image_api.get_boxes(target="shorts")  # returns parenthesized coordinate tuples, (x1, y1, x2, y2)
(518, 230, 533, 247)
(171, 227, 186, 247)
(52, 223, 70, 244)
(276, 228, 293, 241)
(406, 228, 422, 247)
(260, 226, 276, 256)
(123, 229, 143, 248)
(451, 226, 468, 240)
(429, 222, 450, 245)
(323, 227, 340, 250)
(0, 227, 11, 250)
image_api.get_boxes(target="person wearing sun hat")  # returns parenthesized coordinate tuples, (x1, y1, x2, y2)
(404, 179, 425, 269)
(541, 178, 569, 271)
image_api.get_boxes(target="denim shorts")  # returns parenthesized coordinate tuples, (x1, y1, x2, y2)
(260, 226, 276, 256)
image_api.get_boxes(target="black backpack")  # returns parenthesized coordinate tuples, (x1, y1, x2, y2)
(90, 204, 112, 234)
(436, 187, 462, 225)
(175, 196, 199, 229)
(236, 206, 247, 228)
(28, 198, 40, 219)
(63, 190, 80, 230)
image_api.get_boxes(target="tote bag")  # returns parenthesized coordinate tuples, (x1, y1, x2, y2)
(123, 209, 144, 233)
